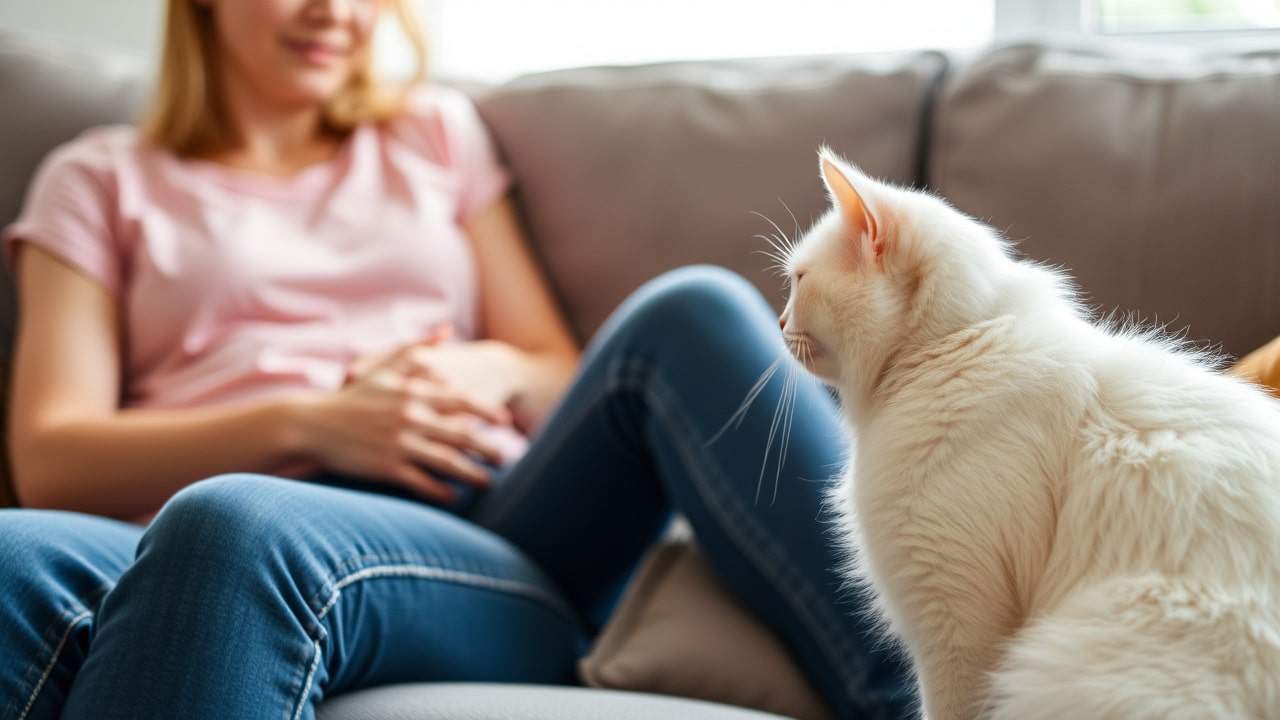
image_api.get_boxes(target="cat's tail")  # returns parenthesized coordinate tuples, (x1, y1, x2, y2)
(985, 575, 1280, 720)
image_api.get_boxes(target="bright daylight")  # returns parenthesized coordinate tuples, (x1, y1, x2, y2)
(0, 1, 1278, 719)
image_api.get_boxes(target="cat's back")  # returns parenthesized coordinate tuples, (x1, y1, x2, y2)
(993, 328, 1280, 719)
(1082, 329, 1280, 477)
(1056, 326, 1280, 591)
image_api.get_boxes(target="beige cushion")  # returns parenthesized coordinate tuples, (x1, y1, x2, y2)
(580, 539, 834, 720)
(477, 52, 946, 340)
(930, 40, 1280, 359)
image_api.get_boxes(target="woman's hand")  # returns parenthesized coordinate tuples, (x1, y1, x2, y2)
(343, 323, 452, 386)
(346, 326, 523, 413)
(399, 340, 524, 411)
(342, 325, 519, 424)
(287, 365, 512, 504)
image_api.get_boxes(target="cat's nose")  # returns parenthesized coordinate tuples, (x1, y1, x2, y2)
(779, 314, 788, 333)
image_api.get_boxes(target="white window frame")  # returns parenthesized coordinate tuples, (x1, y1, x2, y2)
(995, 0, 1087, 38)
(996, 0, 1280, 41)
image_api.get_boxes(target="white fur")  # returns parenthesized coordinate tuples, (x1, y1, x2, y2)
(781, 150, 1280, 719)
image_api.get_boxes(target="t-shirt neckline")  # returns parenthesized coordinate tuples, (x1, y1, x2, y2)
(173, 125, 367, 197)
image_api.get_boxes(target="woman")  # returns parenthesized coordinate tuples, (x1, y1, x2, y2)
(0, 1, 910, 718)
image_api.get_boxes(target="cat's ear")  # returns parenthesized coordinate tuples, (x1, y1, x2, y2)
(818, 148, 882, 260)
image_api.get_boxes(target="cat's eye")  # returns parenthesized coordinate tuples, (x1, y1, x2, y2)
(783, 270, 805, 294)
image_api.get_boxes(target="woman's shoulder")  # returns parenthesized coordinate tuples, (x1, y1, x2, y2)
(33, 125, 148, 189)
(5, 125, 146, 297)
(43, 125, 142, 167)
(382, 83, 494, 168)
(400, 83, 483, 122)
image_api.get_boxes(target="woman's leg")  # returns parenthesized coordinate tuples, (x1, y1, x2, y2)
(0, 510, 141, 720)
(470, 265, 914, 718)
(59, 475, 587, 720)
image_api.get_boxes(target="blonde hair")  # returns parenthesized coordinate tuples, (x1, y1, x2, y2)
(141, 0, 428, 157)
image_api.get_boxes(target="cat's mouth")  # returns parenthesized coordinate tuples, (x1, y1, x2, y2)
(784, 332, 824, 368)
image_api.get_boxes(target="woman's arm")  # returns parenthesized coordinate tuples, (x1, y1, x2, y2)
(8, 246, 308, 519)
(461, 196, 581, 432)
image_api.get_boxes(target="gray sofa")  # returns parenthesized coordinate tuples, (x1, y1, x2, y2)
(2, 28, 1278, 719)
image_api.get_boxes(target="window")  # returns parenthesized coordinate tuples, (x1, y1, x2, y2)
(1093, 0, 1280, 32)
(5, 0, 1276, 84)
(401, 0, 993, 82)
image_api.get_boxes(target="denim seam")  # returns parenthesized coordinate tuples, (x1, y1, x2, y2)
(625, 359, 870, 698)
(290, 640, 323, 720)
(316, 564, 577, 622)
(324, 553, 487, 585)
(16, 608, 92, 720)
(287, 562, 579, 720)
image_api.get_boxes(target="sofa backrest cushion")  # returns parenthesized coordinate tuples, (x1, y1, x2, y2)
(478, 52, 948, 340)
(929, 40, 1280, 359)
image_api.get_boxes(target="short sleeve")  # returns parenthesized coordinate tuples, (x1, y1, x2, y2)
(2, 135, 123, 297)
(403, 86, 513, 221)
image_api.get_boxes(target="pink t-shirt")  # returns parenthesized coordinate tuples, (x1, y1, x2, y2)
(3, 85, 527, 465)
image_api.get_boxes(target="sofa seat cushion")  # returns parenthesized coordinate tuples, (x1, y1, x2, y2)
(317, 683, 789, 720)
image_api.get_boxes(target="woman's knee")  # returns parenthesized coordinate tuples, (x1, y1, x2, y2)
(615, 265, 777, 342)
(140, 473, 314, 577)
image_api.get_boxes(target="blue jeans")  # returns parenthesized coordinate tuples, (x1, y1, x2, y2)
(0, 266, 912, 720)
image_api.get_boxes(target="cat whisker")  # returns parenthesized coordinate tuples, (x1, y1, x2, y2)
(753, 233, 792, 268)
(755, 359, 791, 505)
(779, 198, 802, 255)
(768, 338, 825, 505)
(752, 241, 787, 258)
(751, 211, 799, 269)
(754, 260, 789, 278)
(751, 226, 789, 255)
(772, 360, 799, 506)
(752, 244, 791, 275)
(706, 355, 783, 447)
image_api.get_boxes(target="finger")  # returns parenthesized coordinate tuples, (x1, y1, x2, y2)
(415, 415, 506, 466)
(400, 433, 491, 488)
(423, 389, 511, 426)
(370, 336, 431, 372)
(400, 357, 444, 385)
(384, 463, 456, 505)
(345, 348, 395, 384)
(455, 431, 506, 467)
(403, 378, 507, 425)
(402, 324, 450, 355)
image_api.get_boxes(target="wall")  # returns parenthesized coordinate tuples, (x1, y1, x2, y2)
(0, 0, 163, 61)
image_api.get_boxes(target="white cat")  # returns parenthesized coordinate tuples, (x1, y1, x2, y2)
(777, 148, 1280, 719)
